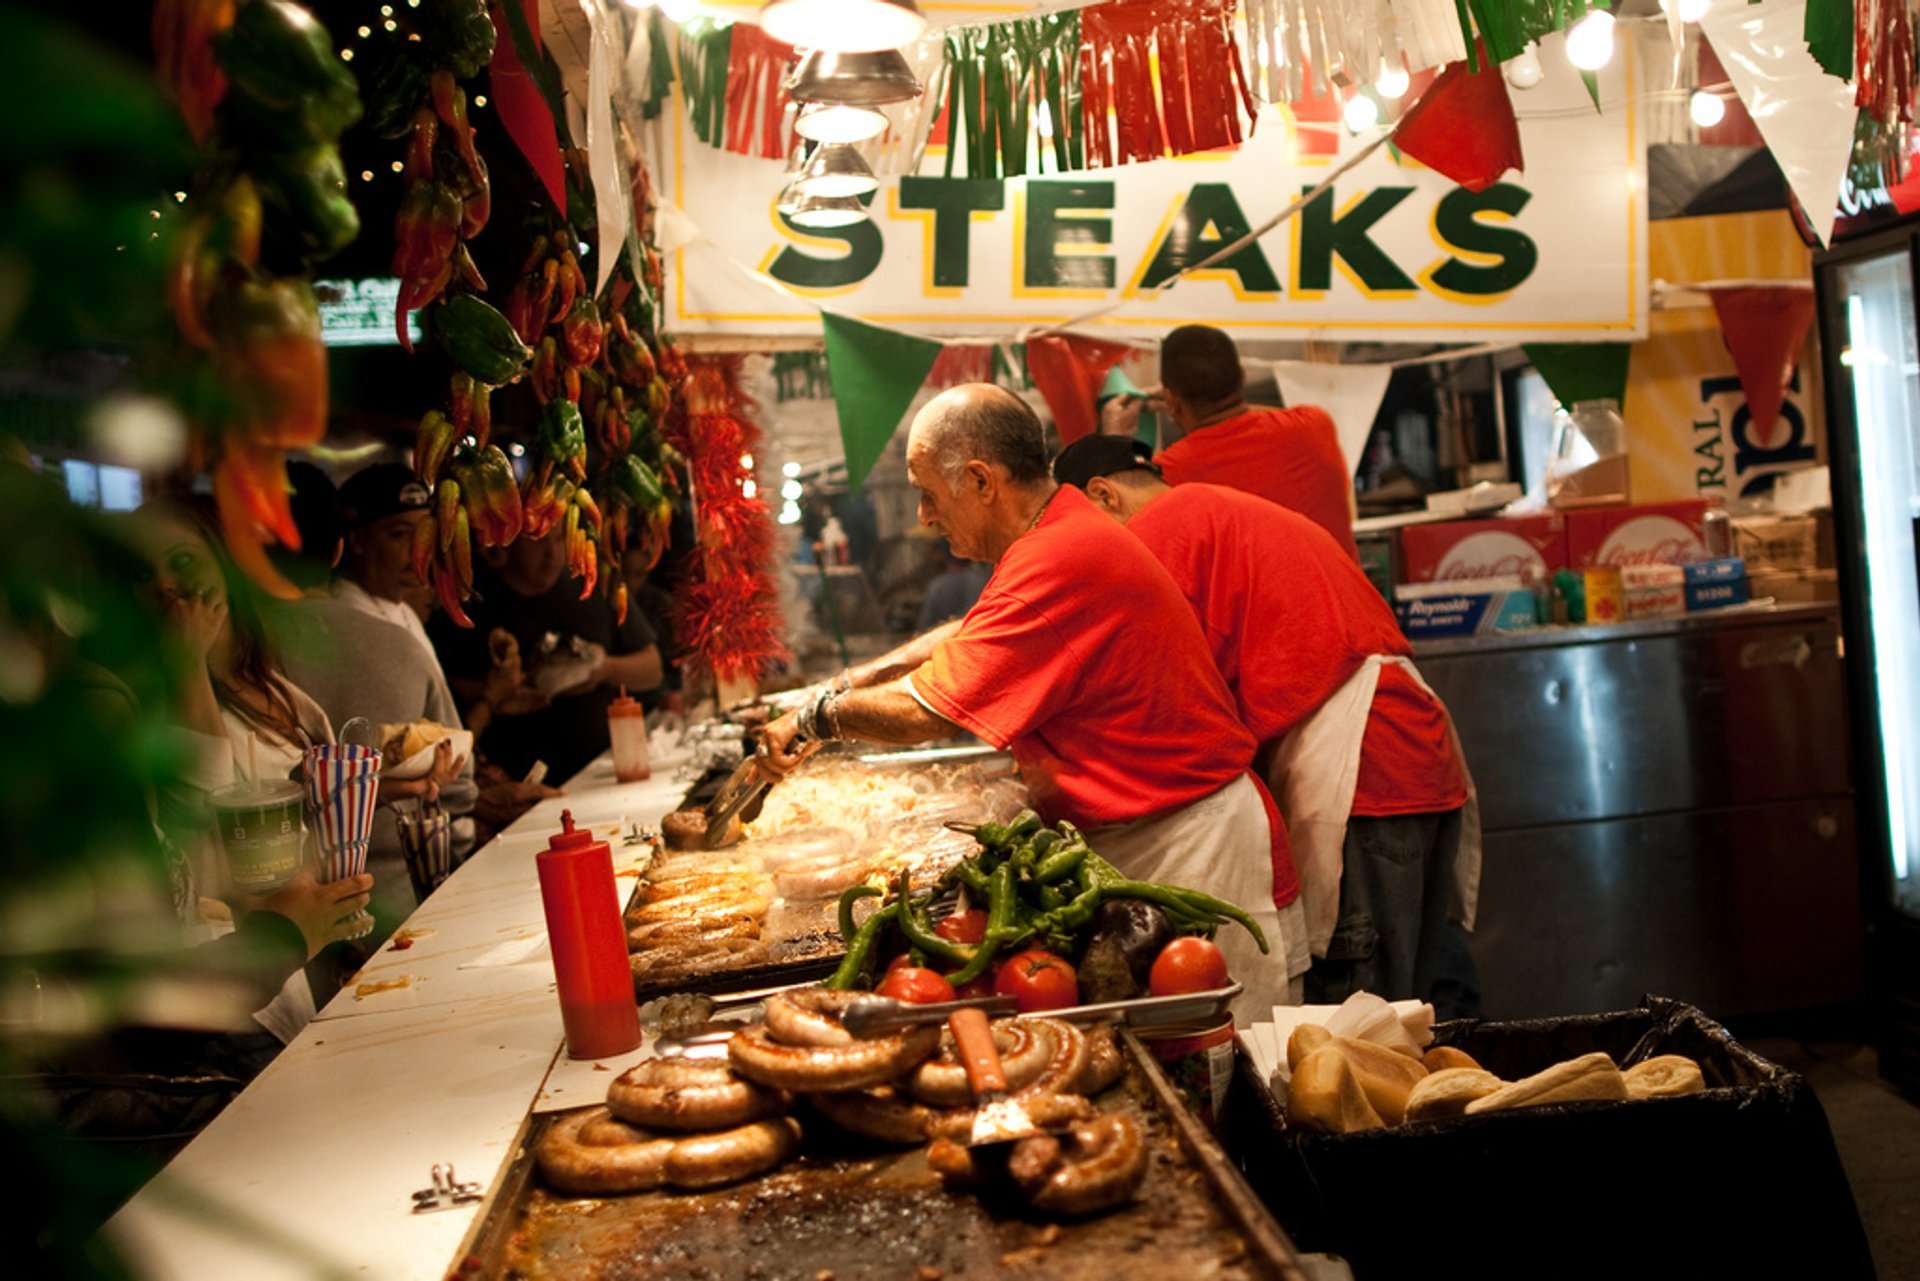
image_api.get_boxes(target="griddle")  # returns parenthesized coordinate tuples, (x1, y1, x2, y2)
(452, 1034, 1308, 1281)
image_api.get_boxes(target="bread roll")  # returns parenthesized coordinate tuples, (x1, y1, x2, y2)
(1328, 1036, 1429, 1125)
(1464, 1051, 1628, 1115)
(1287, 1046, 1385, 1135)
(1624, 1055, 1706, 1099)
(1287, 1023, 1333, 1072)
(378, 719, 452, 762)
(1421, 1045, 1482, 1073)
(1404, 1068, 1504, 1122)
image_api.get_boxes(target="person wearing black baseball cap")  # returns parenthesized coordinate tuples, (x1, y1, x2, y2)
(336, 463, 437, 660)
(1052, 433, 1479, 1016)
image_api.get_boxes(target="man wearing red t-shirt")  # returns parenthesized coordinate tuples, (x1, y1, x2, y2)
(1101, 325, 1359, 560)
(762, 385, 1310, 1010)
(1054, 434, 1478, 1014)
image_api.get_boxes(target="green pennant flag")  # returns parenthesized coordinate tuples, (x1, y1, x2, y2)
(1523, 342, 1632, 408)
(1804, 0, 1853, 80)
(821, 312, 943, 491)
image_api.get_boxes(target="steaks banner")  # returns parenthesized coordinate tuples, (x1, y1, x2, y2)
(661, 39, 1646, 344)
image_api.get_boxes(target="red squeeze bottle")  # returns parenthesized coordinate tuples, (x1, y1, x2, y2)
(536, 810, 641, 1059)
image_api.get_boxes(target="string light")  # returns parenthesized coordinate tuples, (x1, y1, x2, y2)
(1375, 61, 1409, 99)
(390, 160, 405, 172)
(1677, 0, 1711, 20)
(474, 95, 487, 107)
(357, 24, 371, 36)
(1565, 10, 1616, 71)
(340, 47, 354, 59)
(1689, 88, 1726, 126)
(1505, 44, 1543, 88)
(173, 191, 187, 202)
(383, 18, 398, 30)
(782, 461, 801, 477)
(361, 169, 375, 181)
(1342, 91, 1381, 132)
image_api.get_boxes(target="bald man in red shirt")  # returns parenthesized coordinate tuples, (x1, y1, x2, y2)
(1101, 324, 1360, 560)
(1054, 434, 1478, 1014)
(761, 385, 1310, 1011)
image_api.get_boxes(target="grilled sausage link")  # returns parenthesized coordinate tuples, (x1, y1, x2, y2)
(729, 1021, 941, 1092)
(1008, 1113, 1149, 1215)
(806, 1085, 933, 1145)
(904, 1018, 1053, 1106)
(606, 1057, 790, 1132)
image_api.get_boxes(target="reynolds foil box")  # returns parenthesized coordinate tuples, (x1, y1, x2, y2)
(1394, 578, 1540, 638)
(1397, 515, 1569, 584)
(1566, 501, 1709, 568)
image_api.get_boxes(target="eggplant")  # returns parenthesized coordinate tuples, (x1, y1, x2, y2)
(1086, 899, 1176, 989)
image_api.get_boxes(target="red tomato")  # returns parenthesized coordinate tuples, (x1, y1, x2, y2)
(993, 950, 1079, 1012)
(877, 966, 956, 1004)
(1148, 937, 1230, 996)
(948, 973, 995, 1001)
(884, 952, 915, 974)
(934, 908, 988, 946)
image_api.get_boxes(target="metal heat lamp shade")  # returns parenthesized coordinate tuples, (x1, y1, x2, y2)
(786, 49, 923, 106)
(775, 180, 806, 216)
(759, 0, 926, 52)
(794, 100, 888, 144)
(788, 192, 869, 229)
(794, 144, 878, 198)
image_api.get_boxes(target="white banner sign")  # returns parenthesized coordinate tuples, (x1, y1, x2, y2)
(664, 40, 1647, 342)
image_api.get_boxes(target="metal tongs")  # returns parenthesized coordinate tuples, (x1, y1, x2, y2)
(411, 1162, 484, 1213)
(700, 727, 809, 848)
(839, 993, 1017, 1039)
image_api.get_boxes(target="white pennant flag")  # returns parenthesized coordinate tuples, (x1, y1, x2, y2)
(585, 0, 629, 293)
(1698, 0, 1857, 247)
(1267, 360, 1394, 475)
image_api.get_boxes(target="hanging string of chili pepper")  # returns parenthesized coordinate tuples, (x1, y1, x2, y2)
(160, 0, 361, 602)
(668, 356, 789, 689)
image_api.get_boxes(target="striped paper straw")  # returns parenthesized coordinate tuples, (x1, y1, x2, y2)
(303, 743, 383, 880)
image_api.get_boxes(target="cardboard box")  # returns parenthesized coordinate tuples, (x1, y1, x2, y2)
(1733, 514, 1820, 573)
(1565, 500, 1709, 568)
(1394, 578, 1540, 637)
(1684, 557, 1751, 611)
(1750, 568, 1840, 604)
(1397, 514, 1568, 584)
(1621, 564, 1686, 619)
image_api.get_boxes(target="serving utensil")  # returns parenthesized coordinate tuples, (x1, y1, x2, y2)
(838, 993, 1015, 1038)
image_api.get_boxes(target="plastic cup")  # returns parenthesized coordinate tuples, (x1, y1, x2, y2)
(210, 779, 308, 894)
(608, 690, 651, 782)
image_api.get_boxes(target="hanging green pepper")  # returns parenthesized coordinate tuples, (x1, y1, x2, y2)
(217, 0, 363, 144)
(435, 294, 531, 386)
(257, 144, 360, 263)
(420, 0, 496, 78)
(892, 873, 973, 968)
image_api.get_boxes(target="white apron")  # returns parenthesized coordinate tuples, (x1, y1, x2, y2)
(1088, 774, 1310, 1019)
(1264, 655, 1481, 959)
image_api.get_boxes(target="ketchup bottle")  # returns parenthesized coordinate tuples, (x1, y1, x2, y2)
(536, 810, 641, 1059)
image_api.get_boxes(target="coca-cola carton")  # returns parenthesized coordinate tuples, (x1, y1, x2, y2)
(1566, 501, 1709, 569)
(1397, 515, 1568, 584)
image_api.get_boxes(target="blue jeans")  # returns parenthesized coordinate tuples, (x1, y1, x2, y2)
(1304, 807, 1481, 1019)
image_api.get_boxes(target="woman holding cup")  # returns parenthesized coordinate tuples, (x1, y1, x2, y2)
(137, 501, 391, 1049)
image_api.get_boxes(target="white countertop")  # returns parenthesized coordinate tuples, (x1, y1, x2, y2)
(106, 751, 706, 1279)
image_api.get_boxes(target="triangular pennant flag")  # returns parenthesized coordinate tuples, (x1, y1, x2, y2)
(490, 0, 569, 216)
(1268, 361, 1392, 475)
(1699, 0, 1856, 246)
(1025, 334, 1134, 444)
(820, 313, 942, 490)
(1523, 342, 1633, 407)
(1708, 285, 1816, 441)
(1098, 364, 1146, 405)
(1393, 50, 1524, 193)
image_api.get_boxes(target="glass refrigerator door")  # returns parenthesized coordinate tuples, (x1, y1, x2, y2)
(1836, 249, 1920, 922)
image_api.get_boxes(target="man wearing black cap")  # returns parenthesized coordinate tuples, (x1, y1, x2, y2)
(335, 463, 440, 661)
(1054, 435, 1478, 1015)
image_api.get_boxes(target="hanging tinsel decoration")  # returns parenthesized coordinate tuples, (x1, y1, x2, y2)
(1856, 0, 1914, 124)
(1243, 0, 1465, 103)
(677, 16, 795, 159)
(941, 11, 1083, 179)
(668, 356, 789, 688)
(678, 16, 733, 149)
(1079, 0, 1252, 167)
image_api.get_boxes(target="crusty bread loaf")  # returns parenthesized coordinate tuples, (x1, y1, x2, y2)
(378, 719, 452, 762)
(1624, 1055, 1706, 1100)
(1464, 1051, 1628, 1115)
(1288, 1045, 1385, 1134)
(1287, 1023, 1333, 1072)
(1404, 1067, 1504, 1122)
(1328, 1036, 1429, 1125)
(1421, 1045, 1482, 1073)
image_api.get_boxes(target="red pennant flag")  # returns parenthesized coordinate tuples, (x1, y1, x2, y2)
(490, 0, 568, 216)
(1025, 334, 1134, 444)
(1709, 285, 1816, 442)
(1394, 52, 1524, 193)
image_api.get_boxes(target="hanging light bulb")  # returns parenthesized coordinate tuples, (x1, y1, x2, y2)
(1375, 60, 1410, 99)
(1342, 91, 1381, 133)
(1689, 88, 1726, 127)
(794, 143, 879, 197)
(1677, 0, 1711, 21)
(795, 100, 889, 143)
(1505, 44, 1544, 89)
(788, 192, 869, 228)
(759, 0, 925, 52)
(657, 0, 699, 20)
(1564, 10, 1616, 71)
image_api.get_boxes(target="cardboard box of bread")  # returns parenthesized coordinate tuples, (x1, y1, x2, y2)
(1224, 996, 1874, 1281)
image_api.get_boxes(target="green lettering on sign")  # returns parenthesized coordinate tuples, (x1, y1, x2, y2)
(768, 200, 884, 290)
(1427, 184, 1538, 297)
(899, 177, 1004, 289)
(1025, 180, 1115, 290)
(1137, 184, 1281, 295)
(1297, 185, 1416, 293)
